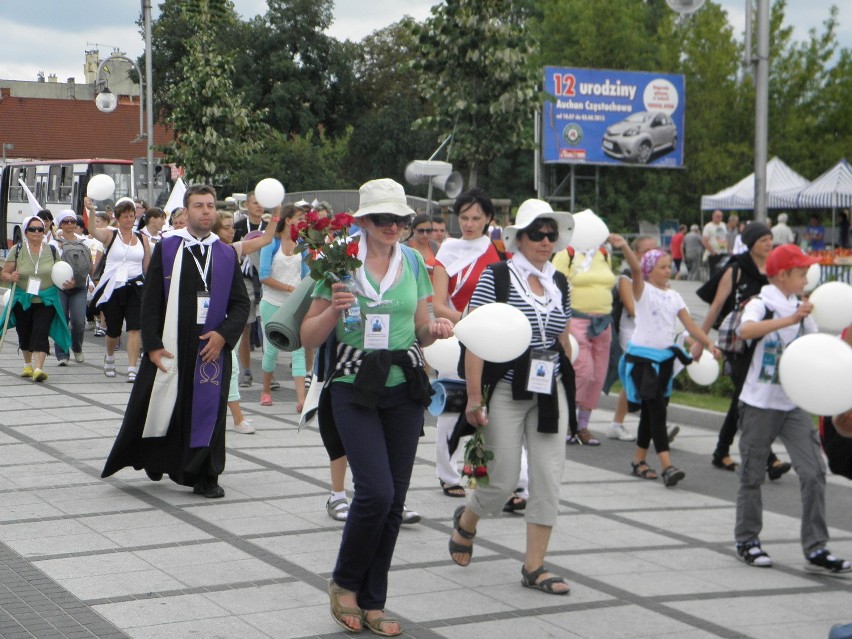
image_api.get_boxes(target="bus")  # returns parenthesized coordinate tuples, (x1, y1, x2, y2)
(0, 158, 135, 247)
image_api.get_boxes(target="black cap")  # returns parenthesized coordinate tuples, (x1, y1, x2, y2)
(742, 222, 772, 249)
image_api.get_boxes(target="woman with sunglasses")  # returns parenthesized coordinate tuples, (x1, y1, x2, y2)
(301, 179, 453, 636)
(1, 216, 73, 382)
(448, 200, 574, 596)
(431, 188, 507, 500)
(403, 213, 439, 276)
(89, 199, 151, 382)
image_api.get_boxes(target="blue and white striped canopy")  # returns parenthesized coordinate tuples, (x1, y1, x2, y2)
(793, 159, 852, 209)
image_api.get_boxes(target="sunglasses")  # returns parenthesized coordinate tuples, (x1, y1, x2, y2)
(368, 214, 412, 228)
(525, 229, 558, 243)
(415, 228, 433, 234)
(26, 226, 45, 233)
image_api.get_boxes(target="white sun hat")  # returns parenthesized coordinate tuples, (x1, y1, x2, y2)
(353, 178, 416, 218)
(503, 198, 574, 253)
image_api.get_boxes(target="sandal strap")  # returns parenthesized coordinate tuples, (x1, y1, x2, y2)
(521, 564, 547, 583)
(453, 505, 476, 539)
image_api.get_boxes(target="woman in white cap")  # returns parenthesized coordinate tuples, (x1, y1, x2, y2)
(301, 178, 453, 635)
(1, 215, 74, 382)
(448, 200, 574, 596)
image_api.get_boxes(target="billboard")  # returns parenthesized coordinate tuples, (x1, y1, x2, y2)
(542, 66, 685, 168)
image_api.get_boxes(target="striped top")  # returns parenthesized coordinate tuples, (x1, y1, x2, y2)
(469, 262, 571, 382)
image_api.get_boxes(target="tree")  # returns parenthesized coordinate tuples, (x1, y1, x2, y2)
(161, 0, 269, 185)
(343, 19, 436, 186)
(233, 0, 360, 137)
(410, 0, 540, 187)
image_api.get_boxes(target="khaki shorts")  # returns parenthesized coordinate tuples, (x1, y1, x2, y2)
(242, 277, 258, 324)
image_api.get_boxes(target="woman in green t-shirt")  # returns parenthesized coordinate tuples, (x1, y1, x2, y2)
(301, 179, 453, 637)
(1, 215, 73, 382)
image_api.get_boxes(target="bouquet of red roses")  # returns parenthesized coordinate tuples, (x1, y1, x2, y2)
(461, 386, 493, 488)
(290, 211, 361, 284)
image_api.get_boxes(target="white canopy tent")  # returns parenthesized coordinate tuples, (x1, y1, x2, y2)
(700, 157, 810, 210)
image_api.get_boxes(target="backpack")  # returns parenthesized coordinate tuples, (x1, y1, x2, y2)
(716, 295, 773, 363)
(60, 239, 92, 290)
(697, 261, 742, 330)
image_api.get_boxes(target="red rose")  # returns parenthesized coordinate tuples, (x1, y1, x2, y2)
(462, 465, 473, 476)
(289, 225, 300, 242)
(314, 216, 331, 231)
(334, 213, 354, 228)
(305, 211, 319, 224)
(475, 465, 488, 477)
(345, 241, 360, 257)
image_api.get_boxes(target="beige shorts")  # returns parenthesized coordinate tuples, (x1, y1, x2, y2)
(242, 277, 258, 324)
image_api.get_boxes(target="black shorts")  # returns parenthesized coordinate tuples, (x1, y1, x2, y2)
(13, 301, 54, 353)
(100, 281, 143, 338)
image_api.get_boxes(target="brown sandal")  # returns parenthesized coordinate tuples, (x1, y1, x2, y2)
(328, 580, 363, 632)
(364, 612, 402, 637)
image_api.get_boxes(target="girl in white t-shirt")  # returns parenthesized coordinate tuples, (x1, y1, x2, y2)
(611, 234, 720, 487)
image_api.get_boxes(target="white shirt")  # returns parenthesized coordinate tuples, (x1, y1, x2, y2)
(261, 250, 303, 307)
(738, 284, 817, 410)
(771, 223, 796, 246)
(631, 284, 686, 350)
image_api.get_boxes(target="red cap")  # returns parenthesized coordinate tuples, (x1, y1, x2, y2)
(765, 244, 819, 277)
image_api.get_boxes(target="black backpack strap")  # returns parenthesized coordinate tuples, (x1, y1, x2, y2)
(553, 270, 568, 302)
(491, 260, 511, 303)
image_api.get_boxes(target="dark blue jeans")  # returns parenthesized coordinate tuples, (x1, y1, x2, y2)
(54, 288, 87, 359)
(330, 382, 424, 610)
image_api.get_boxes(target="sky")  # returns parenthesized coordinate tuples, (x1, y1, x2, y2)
(0, 1, 849, 84)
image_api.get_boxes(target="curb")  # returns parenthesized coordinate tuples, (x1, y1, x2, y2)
(596, 392, 725, 431)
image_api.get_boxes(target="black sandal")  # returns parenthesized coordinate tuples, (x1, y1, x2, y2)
(520, 565, 570, 595)
(503, 494, 527, 513)
(448, 505, 475, 567)
(630, 461, 658, 480)
(440, 481, 466, 498)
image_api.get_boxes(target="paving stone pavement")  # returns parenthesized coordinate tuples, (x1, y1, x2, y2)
(1, 280, 851, 639)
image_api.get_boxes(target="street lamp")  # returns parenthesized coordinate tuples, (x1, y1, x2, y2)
(93, 0, 155, 205)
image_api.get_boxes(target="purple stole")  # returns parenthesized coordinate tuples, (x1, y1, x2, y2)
(160, 236, 235, 448)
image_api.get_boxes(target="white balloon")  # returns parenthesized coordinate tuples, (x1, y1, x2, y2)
(809, 281, 852, 333)
(254, 178, 285, 209)
(687, 350, 719, 386)
(422, 336, 461, 375)
(569, 209, 609, 252)
(454, 303, 532, 363)
(568, 333, 579, 364)
(50, 261, 74, 288)
(779, 333, 852, 415)
(87, 174, 115, 200)
(804, 263, 821, 293)
(1, 288, 10, 308)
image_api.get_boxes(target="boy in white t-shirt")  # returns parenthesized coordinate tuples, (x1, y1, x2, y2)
(734, 244, 851, 573)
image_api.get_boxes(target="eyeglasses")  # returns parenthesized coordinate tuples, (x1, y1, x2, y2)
(415, 228, 433, 234)
(525, 229, 558, 243)
(26, 226, 45, 233)
(367, 214, 412, 228)
(60, 219, 77, 225)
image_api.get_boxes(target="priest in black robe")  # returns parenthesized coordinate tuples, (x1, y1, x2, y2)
(102, 185, 250, 498)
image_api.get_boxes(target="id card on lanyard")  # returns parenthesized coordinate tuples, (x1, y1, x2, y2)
(187, 244, 213, 325)
(527, 348, 558, 394)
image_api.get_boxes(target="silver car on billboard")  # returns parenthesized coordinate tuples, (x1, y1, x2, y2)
(602, 111, 677, 164)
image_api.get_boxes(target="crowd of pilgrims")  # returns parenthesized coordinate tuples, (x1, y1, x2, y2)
(3, 180, 849, 637)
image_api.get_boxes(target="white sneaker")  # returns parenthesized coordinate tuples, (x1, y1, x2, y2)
(607, 424, 636, 441)
(233, 421, 255, 434)
(74, 352, 85, 363)
(402, 506, 421, 525)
